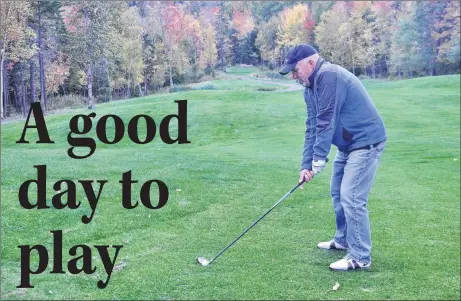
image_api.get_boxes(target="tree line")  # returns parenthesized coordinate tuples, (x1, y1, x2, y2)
(1, 1, 459, 119)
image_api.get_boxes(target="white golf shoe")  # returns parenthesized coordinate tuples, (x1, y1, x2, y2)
(317, 240, 348, 250)
(330, 256, 371, 271)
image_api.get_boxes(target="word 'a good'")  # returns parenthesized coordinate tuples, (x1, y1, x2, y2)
(16, 100, 191, 159)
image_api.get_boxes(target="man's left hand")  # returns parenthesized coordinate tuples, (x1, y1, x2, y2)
(312, 159, 326, 175)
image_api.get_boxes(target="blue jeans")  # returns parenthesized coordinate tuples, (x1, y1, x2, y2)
(330, 141, 385, 264)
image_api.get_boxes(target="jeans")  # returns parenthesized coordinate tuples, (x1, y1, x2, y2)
(330, 141, 386, 264)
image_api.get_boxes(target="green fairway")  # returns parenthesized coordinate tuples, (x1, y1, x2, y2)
(1, 74, 460, 300)
(225, 66, 258, 74)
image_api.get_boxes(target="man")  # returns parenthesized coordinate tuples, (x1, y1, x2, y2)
(279, 44, 387, 271)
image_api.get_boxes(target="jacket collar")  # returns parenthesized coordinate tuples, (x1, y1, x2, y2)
(308, 57, 325, 90)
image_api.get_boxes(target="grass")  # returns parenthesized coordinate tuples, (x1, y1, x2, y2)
(225, 66, 258, 74)
(186, 79, 285, 91)
(1, 71, 460, 300)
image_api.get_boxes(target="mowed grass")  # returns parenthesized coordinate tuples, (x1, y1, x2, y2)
(225, 66, 257, 74)
(1, 73, 459, 300)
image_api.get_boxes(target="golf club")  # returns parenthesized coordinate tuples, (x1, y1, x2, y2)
(197, 179, 306, 267)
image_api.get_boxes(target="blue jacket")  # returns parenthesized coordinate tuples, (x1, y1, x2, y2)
(301, 58, 387, 170)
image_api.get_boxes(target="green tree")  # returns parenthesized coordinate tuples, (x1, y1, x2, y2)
(255, 15, 280, 68)
(413, 0, 449, 76)
(211, 3, 233, 70)
(389, 2, 421, 78)
(249, 1, 294, 23)
(389, 1, 450, 77)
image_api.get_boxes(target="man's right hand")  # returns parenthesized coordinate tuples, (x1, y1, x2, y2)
(299, 169, 315, 189)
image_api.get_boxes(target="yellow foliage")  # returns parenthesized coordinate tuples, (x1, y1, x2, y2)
(0, 1, 36, 62)
(435, 0, 460, 63)
(199, 25, 218, 69)
(277, 4, 312, 47)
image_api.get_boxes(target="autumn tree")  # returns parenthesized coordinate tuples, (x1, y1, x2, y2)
(139, 1, 167, 91)
(208, 3, 233, 70)
(1, 0, 460, 119)
(311, 1, 335, 25)
(230, 3, 256, 65)
(256, 15, 280, 68)
(389, 1, 450, 77)
(116, 6, 144, 98)
(277, 4, 315, 47)
(315, 2, 349, 66)
(61, 1, 124, 108)
(199, 24, 218, 73)
(413, 0, 449, 76)
(0, 1, 36, 118)
(157, 1, 188, 88)
(389, 2, 421, 78)
(370, 1, 395, 76)
(338, 2, 375, 74)
(30, 1, 63, 111)
(277, 3, 315, 65)
(434, 0, 460, 66)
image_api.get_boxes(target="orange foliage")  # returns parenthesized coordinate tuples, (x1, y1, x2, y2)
(162, 3, 188, 45)
(45, 52, 70, 94)
(61, 5, 83, 33)
(372, 1, 393, 15)
(232, 9, 254, 37)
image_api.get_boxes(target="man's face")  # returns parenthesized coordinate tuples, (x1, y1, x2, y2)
(291, 58, 316, 87)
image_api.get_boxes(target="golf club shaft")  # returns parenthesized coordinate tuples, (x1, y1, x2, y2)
(209, 180, 305, 264)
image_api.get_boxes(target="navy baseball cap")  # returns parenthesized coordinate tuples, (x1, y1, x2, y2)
(279, 44, 318, 75)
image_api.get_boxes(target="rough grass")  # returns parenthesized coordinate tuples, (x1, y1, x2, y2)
(1, 74, 460, 300)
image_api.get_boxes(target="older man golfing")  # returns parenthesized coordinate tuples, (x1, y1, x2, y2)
(279, 44, 387, 271)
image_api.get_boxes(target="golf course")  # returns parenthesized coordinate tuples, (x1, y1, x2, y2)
(1, 68, 460, 300)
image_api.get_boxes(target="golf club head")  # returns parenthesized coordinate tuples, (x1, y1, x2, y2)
(197, 257, 210, 267)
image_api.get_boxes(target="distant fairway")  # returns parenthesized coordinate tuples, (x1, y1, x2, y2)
(1, 72, 459, 300)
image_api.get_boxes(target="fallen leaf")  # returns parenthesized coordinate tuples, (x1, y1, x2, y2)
(332, 282, 340, 291)
(113, 261, 126, 272)
(176, 189, 182, 192)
